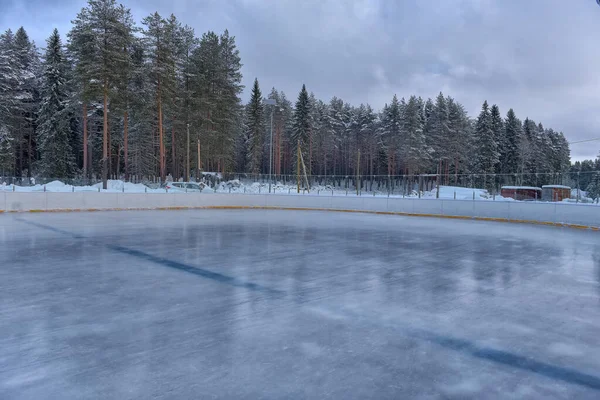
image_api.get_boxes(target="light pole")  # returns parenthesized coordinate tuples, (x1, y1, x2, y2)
(264, 98, 277, 193)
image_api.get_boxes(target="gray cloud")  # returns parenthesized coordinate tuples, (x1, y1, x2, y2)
(2, 0, 599, 159)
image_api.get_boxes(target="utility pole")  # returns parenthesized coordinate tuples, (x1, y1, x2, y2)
(186, 123, 190, 182)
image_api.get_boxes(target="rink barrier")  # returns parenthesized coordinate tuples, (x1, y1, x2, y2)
(1, 192, 599, 231)
(3, 206, 599, 231)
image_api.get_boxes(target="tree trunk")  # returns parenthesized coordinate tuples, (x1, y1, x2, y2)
(102, 85, 108, 190)
(107, 112, 112, 178)
(124, 110, 128, 181)
(83, 103, 88, 179)
(171, 120, 176, 180)
(27, 125, 32, 178)
(158, 84, 165, 183)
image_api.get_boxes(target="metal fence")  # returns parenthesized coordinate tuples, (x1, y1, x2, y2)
(1, 171, 599, 202)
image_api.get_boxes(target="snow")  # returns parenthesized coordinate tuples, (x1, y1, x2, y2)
(542, 185, 571, 189)
(0, 179, 591, 204)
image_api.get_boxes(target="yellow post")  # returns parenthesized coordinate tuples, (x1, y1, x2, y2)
(297, 140, 301, 193)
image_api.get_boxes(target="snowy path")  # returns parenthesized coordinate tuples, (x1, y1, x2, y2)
(1, 210, 600, 399)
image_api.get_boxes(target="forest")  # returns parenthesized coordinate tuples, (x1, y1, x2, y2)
(0, 0, 581, 191)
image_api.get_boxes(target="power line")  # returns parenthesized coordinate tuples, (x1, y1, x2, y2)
(568, 137, 600, 145)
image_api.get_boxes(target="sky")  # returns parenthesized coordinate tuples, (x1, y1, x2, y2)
(1, 0, 599, 161)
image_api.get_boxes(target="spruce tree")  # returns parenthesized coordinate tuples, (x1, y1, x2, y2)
(37, 29, 75, 178)
(12, 27, 40, 177)
(501, 109, 521, 175)
(245, 78, 264, 173)
(0, 29, 18, 175)
(490, 104, 503, 174)
(473, 101, 499, 187)
(291, 84, 311, 174)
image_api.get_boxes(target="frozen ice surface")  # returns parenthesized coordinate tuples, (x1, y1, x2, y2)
(1, 210, 600, 399)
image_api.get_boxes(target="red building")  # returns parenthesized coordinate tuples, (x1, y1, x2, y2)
(501, 186, 542, 201)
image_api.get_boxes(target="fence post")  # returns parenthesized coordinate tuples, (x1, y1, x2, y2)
(473, 191, 475, 201)
(454, 191, 456, 200)
(145, 187, 147, 193)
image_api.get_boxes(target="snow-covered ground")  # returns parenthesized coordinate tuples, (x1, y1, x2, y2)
(1, 179, 597, 203)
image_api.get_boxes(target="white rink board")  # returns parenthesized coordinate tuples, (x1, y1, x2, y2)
(1, 192, 599, 229)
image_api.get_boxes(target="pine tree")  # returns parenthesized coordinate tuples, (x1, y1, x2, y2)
(380, 95, 402, 176)
(0, 29, 18, 175)
(446, 97, 471, 182)
(402, 95, 430, 174)
(245, 78, 264, 173)
(473, 101, 499, 187)
(69, 0, 135, 188)
(127, 42, 154, 177)
(291, 84, 311, 174)
(142, 12, 178, 182)
(429, 92, 450, 172)
(37, 29, 75, 178)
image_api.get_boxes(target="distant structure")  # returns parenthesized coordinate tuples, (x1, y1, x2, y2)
(542, 185, 571, 202)
(501, 186, 542, 201)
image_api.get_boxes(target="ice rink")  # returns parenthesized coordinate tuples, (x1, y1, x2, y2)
(1, 209, 600, 399)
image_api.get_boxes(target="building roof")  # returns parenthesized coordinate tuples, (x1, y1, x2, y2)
(541, 185, 571, 189)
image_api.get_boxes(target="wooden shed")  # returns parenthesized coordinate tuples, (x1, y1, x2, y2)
(501, 186, 542, 201)
(542, 185, 571, 202)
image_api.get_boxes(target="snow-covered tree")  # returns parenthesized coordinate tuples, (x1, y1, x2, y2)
(37, 29, 75, 178)
(490, 104, 503, 174)
(446, 97, 471, 181)
(500, 108, 521, 175)
(245, 78, 264, 174)
(380, 95, 402, 176)
(401, 95, 430, 174)
(0, 29, 18, 174)
(69, 0, 135, 188)
(291, 84, 311, 174)
(428, 92, 450, 171)
(473, 101, 499, 186)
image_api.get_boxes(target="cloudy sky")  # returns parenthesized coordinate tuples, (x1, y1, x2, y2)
(2, 0, 599, 160)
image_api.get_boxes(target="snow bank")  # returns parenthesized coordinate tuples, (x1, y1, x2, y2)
(92, 180, 149, 193)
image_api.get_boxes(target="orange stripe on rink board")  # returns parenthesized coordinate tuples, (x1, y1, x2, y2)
(0, 205, 595, 232)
